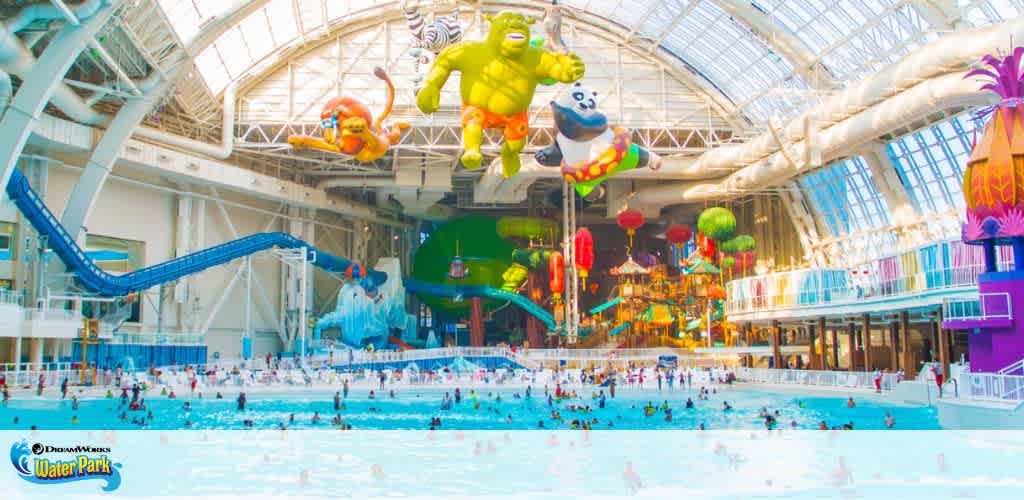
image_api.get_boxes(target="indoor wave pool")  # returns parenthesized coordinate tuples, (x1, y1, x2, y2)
(0, 386, 940, 430)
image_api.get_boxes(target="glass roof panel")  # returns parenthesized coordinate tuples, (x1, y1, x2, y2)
(649, 1, 812, 123)
(753, 0, 935, 82)
(957, 0, 1024, 26)
(798, 156, 891, 237)
(886, 111, 979, 218)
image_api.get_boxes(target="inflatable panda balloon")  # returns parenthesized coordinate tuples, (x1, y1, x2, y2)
(536, 82, 661, 200)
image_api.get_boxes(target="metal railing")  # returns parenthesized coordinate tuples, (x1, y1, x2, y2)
(736, 367, 901, 391)
(0, 288, 24, 306)
(963, 372, 1024, 402)
(726, 239, 1015, 316)
(728, 264, 988, 316)
(112, 330, 204, 345)
(997, 358, 1024, 376)
(0, 362, 77, 388)
(24, 308, 81, 321)
(943, 292, 1013, 322)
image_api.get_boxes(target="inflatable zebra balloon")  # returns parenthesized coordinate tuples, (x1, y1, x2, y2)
(404, 0, 463, 95)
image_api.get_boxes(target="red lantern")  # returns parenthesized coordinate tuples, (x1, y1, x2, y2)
(616, 210, 645, 233)
(665, 224, 692, 245)
(616, 210, 645, 251)
(549, 251, 565, 302)
(574, 228, 594, 287)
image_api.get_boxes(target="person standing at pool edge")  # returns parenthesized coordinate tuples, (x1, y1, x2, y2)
(873, 369, 882, 393)
(931, 363, 944, 398)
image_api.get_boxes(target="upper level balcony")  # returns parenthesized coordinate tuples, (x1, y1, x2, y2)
(726, 240, 1015, 323)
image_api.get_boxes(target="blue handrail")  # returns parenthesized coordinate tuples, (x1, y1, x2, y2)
(5, 168, 386, 296)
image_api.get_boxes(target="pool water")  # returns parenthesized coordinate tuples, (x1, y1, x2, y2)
(0, 386, 940, 430)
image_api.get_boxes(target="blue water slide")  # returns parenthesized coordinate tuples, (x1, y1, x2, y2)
(404, 279, 556, 331)
(589, 296, 623, 315)
(5, 168, 386, 296)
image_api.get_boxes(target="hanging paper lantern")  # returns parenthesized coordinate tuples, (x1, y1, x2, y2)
(617, 210, 645, 252)
(962, 48, 1024, 242)
(665, 224, 692, 246)
(697, 207, 737, 242)
(616, 210, 645, 233)
(720, 235, 756, 254)
(549, 251, 565, 303)
(574, 227, 594, 287)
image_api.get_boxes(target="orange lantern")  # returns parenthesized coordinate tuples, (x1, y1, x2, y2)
(549, 251, 565, 303)
(574, 227, 594, 287)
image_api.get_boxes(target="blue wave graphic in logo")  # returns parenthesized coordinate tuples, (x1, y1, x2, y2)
(10, 440, 31, 475)
(9, 440, 124, 492)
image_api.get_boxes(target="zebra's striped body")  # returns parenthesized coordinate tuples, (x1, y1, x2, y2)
(403, 1, 462, 54)
(404, 1, 463, 95)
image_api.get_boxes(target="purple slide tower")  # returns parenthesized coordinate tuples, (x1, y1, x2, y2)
(943, 48, 1024, 372)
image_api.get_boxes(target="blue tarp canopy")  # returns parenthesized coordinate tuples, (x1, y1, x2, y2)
(657, 355, 678, 368)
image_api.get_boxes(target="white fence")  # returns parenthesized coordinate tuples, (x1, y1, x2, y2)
(962, 371, 1024, 402)
(0, 289, 23, 306)
(0, 362, 77, 388)
(736, 367, 901, 391)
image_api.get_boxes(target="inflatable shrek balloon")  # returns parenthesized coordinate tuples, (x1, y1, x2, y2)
(415, 11, 586, 178)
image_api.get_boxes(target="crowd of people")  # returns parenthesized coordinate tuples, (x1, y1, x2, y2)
(0, 359, 908, 431)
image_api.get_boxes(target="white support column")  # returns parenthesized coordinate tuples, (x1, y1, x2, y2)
(188, 198, 206, 333)
(29, 338, 43, 365)
(11, 336, 21, 370)
(244, 255, 253, 359)
(860, 142, 925, 248)
(562, 182, 579, 344)
(299, 247, 309, 362)
(780, 182, 825, 267)
(173, 195, 192, 329)
(0, 2, 117, 189)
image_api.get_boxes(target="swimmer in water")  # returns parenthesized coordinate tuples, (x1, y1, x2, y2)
(885, 412, 895, 428)
(846, 397, 856, 408)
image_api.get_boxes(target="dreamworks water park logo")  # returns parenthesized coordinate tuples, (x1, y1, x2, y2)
(9, 439, 123, 492)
